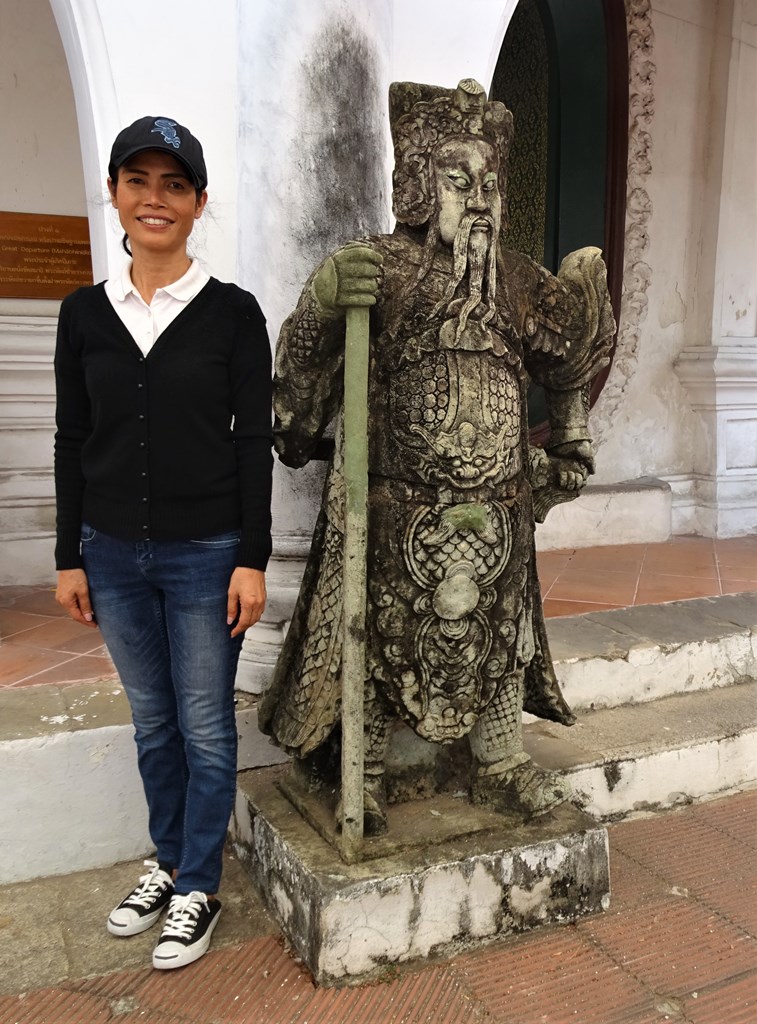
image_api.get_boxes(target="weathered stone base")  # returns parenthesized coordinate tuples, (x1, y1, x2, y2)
(231, 766, 610, 985)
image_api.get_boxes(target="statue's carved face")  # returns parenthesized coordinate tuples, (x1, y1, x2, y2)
(433, 138, 501, 246)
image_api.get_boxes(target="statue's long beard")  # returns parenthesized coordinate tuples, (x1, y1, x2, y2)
(386, 212, 499, 342)
(431, 213, 498, 340)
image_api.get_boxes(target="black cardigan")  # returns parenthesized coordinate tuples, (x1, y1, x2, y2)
(54, 279, 273, 571)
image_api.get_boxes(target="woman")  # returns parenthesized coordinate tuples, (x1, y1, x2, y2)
(54, 116, 272, 970)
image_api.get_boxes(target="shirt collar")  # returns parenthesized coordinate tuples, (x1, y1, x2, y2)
(160, 259, 209, 302)
(108, 259, 209, 303)
(109, 260, 137, 302)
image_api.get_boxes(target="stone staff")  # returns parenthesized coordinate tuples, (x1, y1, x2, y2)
(339, 304, 370, 862)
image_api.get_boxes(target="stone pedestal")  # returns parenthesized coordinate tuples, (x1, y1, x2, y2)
(231, 766, 610, 986)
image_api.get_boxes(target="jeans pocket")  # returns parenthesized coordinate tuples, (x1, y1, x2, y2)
(80, 522, 97, 543)
(189, 530, 241, 548)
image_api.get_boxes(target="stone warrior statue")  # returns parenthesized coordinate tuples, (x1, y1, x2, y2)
(260, 79, 615, 836)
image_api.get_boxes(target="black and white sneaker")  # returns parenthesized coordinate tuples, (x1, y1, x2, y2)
(152, 892, 221, 970)
(107, 860, 174, 936)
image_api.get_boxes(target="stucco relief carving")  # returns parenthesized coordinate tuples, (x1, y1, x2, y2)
(590, 0, 655, 446)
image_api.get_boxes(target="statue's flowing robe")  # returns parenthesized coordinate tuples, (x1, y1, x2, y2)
(260, 233, 614, 756)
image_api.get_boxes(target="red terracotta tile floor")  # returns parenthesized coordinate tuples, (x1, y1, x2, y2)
(1, 790, 755, 1023)
(1, 537, 755, 688)
(0, 584, 117, 689)
(537, 534, 757, 618)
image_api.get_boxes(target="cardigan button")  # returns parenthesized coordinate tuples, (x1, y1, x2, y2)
(138, 414, 145, 421)
(142, 497, 148, 503)
(142, 525, 148, 531)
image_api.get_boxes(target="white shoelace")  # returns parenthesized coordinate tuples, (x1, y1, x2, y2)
(124, 860, 171, 909)
(161, 892, 209, 939)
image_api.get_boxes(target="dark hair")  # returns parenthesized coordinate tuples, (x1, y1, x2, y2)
(110, 163, 205, 257)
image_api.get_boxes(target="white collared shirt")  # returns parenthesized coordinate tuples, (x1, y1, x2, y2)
(104, 259, 210, 356)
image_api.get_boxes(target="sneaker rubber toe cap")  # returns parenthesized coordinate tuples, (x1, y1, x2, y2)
(152, 936, 212, 970)
(108, 905, 164, 936)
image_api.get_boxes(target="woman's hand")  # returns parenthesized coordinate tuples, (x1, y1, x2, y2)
(227, 567, 266, 638)
(56, 569, 97, 628)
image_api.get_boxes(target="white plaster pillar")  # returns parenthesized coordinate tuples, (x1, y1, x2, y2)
(234, 0, 393, 692)
(0, 317, 58, 584)
(675, 0, 757, 536)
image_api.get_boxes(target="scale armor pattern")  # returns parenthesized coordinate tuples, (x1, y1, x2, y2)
(469, 672, 525, 766)
(391, 353, 451, 436)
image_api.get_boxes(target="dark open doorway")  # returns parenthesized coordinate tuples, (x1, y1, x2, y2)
(490, 0, 629, 437)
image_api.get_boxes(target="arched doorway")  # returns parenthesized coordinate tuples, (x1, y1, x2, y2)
(490, 0, 629, 434)
(0, 0, 93, 583)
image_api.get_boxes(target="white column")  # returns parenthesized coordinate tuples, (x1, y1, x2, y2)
(234, 0, 393, 692)
(0, 317, 57, 584)
(675, 0, 757, 536)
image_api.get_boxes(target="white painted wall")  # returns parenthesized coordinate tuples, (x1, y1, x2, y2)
(237, 0, 393, 546)
(0, 0, 87, 218)
(235, 0, 395, 691)
(711, 0, 757, 345)
(591, 0, 756, 537)
(238, 0, 393, 338)
(390, 0, 518, 87)
(672, 0, 757, 535)
(590, 0, 721, 486)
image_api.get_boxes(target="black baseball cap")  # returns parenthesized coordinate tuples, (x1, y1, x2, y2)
(108, 116, 208, 190)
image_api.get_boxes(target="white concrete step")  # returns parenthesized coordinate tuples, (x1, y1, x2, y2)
(535, 477, 672, 550)
(547, 593, 756, 712)
(1, 594, 754, 883)
(0, 684, 284, 884)
(525, 678, 757, 819)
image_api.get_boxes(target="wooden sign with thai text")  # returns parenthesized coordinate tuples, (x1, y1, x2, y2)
(0, 211, 93, 299)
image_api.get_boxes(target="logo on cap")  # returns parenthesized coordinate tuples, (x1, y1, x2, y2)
(152, 119, 180, 149)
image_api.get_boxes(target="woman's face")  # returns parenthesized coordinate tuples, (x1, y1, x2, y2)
(108, 150, 207, 258)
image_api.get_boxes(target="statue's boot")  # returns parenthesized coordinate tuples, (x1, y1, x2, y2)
(363, 769, 389, 835)
(335, 693, 390, 836)
(335, 770, 389, 836)
(469, 670, 570, 818)
(471, 757, 569, 817)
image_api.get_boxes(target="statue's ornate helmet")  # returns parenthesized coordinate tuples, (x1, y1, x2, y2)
(389, 79, 514, 227)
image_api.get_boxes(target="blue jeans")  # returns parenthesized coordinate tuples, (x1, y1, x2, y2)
(82, 525, 243, 894)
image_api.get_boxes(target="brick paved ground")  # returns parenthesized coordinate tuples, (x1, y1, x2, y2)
(1, 790, 754, 1024)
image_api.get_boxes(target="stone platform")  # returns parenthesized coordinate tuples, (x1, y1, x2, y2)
(230, 766, 610, 985)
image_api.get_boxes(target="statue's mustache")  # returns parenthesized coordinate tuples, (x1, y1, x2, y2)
(457, 211, 497, 235)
